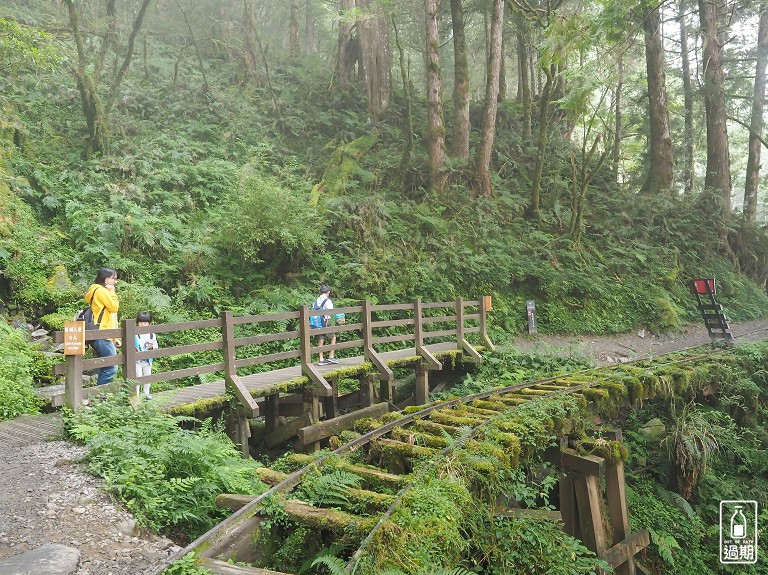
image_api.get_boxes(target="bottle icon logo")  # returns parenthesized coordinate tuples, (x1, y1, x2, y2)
(731, 505, 747, 539)
(720, 500, 758, 564)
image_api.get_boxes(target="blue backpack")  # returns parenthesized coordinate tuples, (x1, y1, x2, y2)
(309, 297, 329, 329)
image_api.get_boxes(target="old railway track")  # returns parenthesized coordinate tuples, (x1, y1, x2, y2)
(152, 343, 743, 575)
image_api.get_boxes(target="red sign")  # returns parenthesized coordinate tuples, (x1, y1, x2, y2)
(690, 278, 716, 295)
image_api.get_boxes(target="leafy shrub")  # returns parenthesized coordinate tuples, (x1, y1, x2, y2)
(64, 392, 268, 539)
(0, 317, 44, 420)
(478, 515, 607, 575)
(214, 167, 324, 281)
(627, 480, 709, 574)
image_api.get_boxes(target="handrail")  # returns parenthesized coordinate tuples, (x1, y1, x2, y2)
(53, 296, 493, 412)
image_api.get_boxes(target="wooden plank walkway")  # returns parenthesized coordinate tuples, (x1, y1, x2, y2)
(0, 413, 63, 447)
(156, 341, 459, 410)
(38, 342, 462, 412)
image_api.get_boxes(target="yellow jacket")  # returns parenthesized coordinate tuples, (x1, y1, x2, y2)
(85, 283, 120, 330)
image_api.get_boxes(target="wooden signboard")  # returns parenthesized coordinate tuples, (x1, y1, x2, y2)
(63, 321, 86, 355)
(526, 300, 537, 335)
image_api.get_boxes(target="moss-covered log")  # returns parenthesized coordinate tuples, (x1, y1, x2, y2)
(285, 453, 408, 491)
(254, 468, 396, 514)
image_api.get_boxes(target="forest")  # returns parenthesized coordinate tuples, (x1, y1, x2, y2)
(1, 0, 768, 573)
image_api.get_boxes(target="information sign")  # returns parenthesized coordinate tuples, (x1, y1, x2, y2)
(64, 320, 86, 356)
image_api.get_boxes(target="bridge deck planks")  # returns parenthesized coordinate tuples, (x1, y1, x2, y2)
(38, 342, 462, 412)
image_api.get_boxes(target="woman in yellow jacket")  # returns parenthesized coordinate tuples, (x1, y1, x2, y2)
(85, 268, 120, 385)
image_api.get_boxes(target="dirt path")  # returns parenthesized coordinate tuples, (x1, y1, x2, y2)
(510, 319, 768, 366)
(2, 319, 767, 574)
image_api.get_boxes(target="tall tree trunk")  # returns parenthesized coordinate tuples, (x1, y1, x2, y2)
(425, 0, 447, 195)
(679, 0, 695, 196)
(289, 0, 300, 58)
(744, 3, 768, 222)
(529, 65, 555, 221)
(474, 0, 504, 199)
(641, 4, 674, 194)
(516, 11, 532, 139)
(304, 0, 315, 55)
(176, 0, 210, 94)
(450, 0, 470, 159)
(499, 26, 507, 101)
(698, 0, 732, 216)
(242, 0, 259, 84)
(357, 0, 391, 120)
(612, 54, 623, 183)
(66, 0, 152, 157)
(393, 16, 413, 178)
(335, 0, 356, 87)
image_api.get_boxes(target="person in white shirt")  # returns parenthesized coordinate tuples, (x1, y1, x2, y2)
(313, 284, 339, 365)
(134, 311, 158, 399)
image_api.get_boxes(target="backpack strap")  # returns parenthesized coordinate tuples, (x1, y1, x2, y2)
(88, 287, 107, 328)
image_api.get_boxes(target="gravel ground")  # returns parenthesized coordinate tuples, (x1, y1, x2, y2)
(0, 440, 181, 575)
(2, 319, 768, 574)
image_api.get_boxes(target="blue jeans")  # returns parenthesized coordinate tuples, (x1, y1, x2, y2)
(91, 338, 118, 385)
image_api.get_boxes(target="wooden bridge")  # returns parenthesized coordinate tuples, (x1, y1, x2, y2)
(48, 297, 493, 453)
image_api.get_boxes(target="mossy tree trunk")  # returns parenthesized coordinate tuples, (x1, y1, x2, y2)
(289, 0, 301, 58)
(334, 0, 359, 88)
(425, 0, 447, 196)
(611, 54, 623, 183)
(515, 10, 532, 140)
(744, 3, 768, 222)
(529, 65, 555, 222)
(473, 0, 504, 199)
(698, 0, 732, 219)
(678, 0, 695, 197)
(641, 3, 673, 195)
(65, 0, 152, 158)
(450, 0, 470, 159)
(357, 0, 392, 120)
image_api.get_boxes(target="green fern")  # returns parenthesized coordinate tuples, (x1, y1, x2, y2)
(299, 469, 362, 507)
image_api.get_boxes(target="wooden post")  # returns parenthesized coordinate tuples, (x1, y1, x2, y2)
(415, 299, 441, 370)
(456, 297, 464, 350)
(456, 297, 482, 363)
(379, 378, 393, 403)
(602, 430, 634, 575)
(222, 311, 237, 383)
(237, 406, 250, 458)
(415, 364, 429, 405)
(415, 299, 425, 355)
(299, 305, 312, 369)
(264, 394, 280, 434)
(560, 473, 580, 538)
(480, 296, 495, 350)
(572, 471, 608, 556)
(362, 299, 394, 391)
(64, 354, 84, 411)
(324, 378, 339, 419)
(302, 388, 321, 452)
(360, 373, 376, 408)
(123, 319, 137, 381)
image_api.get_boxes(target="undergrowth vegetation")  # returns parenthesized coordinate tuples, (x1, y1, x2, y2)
(0, 316, 45, 420)
(2, 7, 768, 347)
(55, 339, 768, 575)
(64, 388, 268, 540)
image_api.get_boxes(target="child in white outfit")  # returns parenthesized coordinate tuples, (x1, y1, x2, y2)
(134, 311, 158, 399)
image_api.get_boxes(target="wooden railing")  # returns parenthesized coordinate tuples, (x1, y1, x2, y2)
(54, 297, 493, 413)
